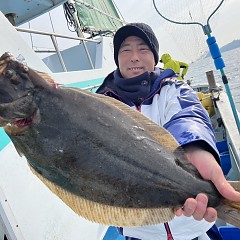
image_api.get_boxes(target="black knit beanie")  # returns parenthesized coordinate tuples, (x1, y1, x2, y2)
(113, 23, 159, 67)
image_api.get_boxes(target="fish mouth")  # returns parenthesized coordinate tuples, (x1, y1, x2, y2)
(0, 93, 37, 126)
(12, 112, 36, 128)
(4, 110, 40, 135)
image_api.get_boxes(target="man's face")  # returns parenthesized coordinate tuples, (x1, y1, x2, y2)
(118, 36, 155, 78)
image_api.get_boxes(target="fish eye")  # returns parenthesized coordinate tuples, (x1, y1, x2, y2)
(4, 69, 21, 85)
(5, 69, 14, 78)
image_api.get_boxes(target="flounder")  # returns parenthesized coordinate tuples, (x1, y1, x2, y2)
(0, 52, 240, 227)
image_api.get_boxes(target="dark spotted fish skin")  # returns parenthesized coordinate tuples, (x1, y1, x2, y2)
(0, 52, 240, 227)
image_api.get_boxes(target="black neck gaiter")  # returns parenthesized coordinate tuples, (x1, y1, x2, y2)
(113, 68, 160, 105)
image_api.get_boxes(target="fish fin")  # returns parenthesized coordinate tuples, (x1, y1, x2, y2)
(217, 200, 240, 228)
(14, 146, 24, 157)
(4, 126, 25, 157)
(229, 181, 240, 192)
(0, 61, 8, 75)
(35, 71, 57, 85)
(30, 166, 175, 226)
(216, 181, 240, 228)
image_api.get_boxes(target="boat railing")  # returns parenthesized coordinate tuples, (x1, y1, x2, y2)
(15, 27, 101, 72)
(82, 84, 101, 92)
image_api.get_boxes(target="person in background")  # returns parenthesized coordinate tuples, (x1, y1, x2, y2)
(160, 53, 189, 80)
(96, 22, 240, 240)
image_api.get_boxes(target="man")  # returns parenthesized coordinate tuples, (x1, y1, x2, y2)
(160, 53, 189, 80)
(96, 23, 240, 239)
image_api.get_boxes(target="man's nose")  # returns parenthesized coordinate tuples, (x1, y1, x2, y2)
(130, 51, 140, 62)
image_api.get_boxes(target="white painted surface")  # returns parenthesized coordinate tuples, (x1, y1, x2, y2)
(0, 143, 107, 240)
(0, 12, 51, 73)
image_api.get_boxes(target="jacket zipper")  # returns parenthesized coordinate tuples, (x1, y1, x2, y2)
(164, 222, 174, 240)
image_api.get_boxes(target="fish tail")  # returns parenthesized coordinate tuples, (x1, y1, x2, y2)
(217, 181, 240, 228)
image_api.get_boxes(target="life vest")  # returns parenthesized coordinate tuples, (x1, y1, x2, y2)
(197, 92, 215, 117)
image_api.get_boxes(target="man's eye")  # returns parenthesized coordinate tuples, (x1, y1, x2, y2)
(121, 49, 130, 52)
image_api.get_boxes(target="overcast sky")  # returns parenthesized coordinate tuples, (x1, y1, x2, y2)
(19, 0, 240, 63)
(113, 0, 240, 62)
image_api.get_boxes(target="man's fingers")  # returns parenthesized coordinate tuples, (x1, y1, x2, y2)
(185, 147, 240, 201)
(211, 167, 240, 201)
(175, 194, 218, 223)
(203, 207, 217, 222)
(181, 198, 197, 217)
(214, 180, 238, 200)
(192, 194, 208, 221)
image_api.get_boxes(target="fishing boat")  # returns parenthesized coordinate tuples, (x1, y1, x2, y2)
(0, 1, 125, 239)
(0, 0, 239, 239)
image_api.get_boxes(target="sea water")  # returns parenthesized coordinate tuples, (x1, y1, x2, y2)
(187, 47, 240, 111)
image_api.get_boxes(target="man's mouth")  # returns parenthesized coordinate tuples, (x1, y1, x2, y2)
(128, 67, 144, 71)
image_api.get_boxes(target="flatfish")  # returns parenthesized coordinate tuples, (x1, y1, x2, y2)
(0, 52, 239, 227)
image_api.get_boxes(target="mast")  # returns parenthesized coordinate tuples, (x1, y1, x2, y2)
(67, 0, 94, 69)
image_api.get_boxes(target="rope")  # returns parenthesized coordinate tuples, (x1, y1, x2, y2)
(63, 2, 78, 33)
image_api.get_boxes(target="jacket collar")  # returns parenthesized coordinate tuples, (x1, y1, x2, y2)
(96, 68, 176, 106)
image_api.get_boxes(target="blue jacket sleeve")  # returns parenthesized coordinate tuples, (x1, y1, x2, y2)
(163, 83, 220, 162)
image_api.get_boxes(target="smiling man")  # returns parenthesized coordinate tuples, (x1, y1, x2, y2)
(117, 35, 155, 78)
(96, 23, 239, 239)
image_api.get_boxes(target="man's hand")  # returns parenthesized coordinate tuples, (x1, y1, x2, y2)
(175, 146, 240, 222)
